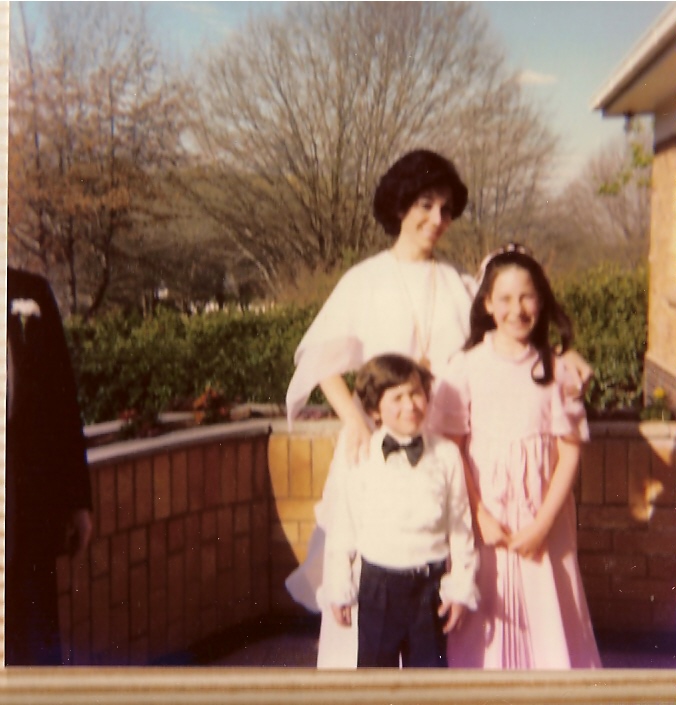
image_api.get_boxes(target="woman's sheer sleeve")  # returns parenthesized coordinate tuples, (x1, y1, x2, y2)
(286, 268, 366, 425)
(427, 352, 470, 438)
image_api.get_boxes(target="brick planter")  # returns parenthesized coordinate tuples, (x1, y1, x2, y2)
(576, 421, 676, 634)
(58, 422, 271, 665)
(55, 418, 675, 665)
(269, 420, 676, 637)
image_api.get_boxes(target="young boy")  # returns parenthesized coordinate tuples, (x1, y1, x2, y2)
(323, 353, 478, 668)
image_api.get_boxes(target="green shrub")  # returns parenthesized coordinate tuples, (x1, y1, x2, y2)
(555, 263, 647, 415)
(66, 265, 647, 425)
(66, 305, 318, 424)
(182, 305, 318, 405)
(66, 308, 192, 424)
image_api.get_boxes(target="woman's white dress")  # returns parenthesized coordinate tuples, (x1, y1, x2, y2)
(285, 249, 473, 668)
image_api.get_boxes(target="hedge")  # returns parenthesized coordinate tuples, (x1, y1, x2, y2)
(65, 265, 647, 425)
(554, 263, 647, 416)
(65, 305, 318, 425)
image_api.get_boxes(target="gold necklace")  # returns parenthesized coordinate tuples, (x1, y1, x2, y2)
(393, 251, 437, 370)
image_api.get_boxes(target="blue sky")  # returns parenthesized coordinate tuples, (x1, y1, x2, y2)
(481, 1, 669, 185)
(13, 1, 672, 188)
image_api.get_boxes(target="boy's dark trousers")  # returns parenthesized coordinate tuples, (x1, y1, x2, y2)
(357, 558, 448, 668)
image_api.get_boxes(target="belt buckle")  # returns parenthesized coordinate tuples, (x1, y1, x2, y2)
(414, 563, 430, 577)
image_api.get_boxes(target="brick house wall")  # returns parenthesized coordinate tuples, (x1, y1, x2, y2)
(591, 8, 676, 418)
(644, 136, 676, 413)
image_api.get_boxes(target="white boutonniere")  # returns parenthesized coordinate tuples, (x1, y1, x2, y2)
(11, 297, 41, 337)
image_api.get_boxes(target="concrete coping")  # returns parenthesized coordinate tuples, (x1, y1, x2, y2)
(589, 420, 676, 440)
(85, 416, 675, 469)
(270, 417, 343, 435)
(86, 419, 273, 468)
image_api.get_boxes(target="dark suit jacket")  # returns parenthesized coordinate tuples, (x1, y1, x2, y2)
(6, 267, 92, 560)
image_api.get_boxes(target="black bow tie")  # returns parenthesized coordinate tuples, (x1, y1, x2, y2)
(382, 434, 424, 467)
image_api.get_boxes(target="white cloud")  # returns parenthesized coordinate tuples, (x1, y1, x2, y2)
(517, 70, 559, 86)
(176, 2, 220, 20)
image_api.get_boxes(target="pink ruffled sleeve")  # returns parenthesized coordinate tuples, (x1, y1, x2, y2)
(551, 357, 590, 442)
(427, 352, 470, 437)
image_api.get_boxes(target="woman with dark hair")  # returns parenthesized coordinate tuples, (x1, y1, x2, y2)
(285, 150, 590, 668)
(286, 149, 471, 436)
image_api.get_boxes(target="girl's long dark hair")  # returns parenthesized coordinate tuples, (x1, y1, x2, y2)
(465, 250, 573, 386)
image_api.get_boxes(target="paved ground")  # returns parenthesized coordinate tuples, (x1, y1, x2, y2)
(212, 630, 319, 667)
(204, 619, 676, 669)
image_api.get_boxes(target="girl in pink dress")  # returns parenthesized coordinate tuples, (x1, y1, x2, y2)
(429, 244, 601, 669)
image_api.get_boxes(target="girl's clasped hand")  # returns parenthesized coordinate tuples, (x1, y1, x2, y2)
(475, 503, 546, 560)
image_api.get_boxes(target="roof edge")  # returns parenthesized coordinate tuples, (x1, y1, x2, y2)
(592, 3, 676, 113)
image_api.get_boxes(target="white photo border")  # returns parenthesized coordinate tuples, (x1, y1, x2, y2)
(1, 2, 674, 702)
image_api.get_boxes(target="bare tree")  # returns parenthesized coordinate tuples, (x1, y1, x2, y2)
(443, 58, 558, 270)
(551, 119, 651, 271)
(9, 1, 561, 311)
(9, 3, 187, 316)
(183, 2, 556, 291)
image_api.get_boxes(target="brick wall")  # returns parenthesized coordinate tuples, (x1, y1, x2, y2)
(577, 422, 676, 634)
(56, 423, 271, 665)
(267, 421, 338, 612)
(270, 420, 676, 637)
(55, 418, 675, 665)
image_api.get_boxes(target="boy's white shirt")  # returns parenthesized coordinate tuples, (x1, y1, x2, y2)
(323, 425, 479, 610)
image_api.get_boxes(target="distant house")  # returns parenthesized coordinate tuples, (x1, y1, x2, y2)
(593, 4, 676, 411)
